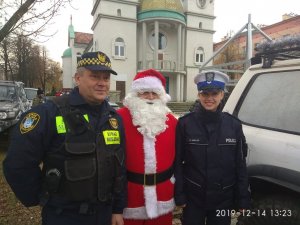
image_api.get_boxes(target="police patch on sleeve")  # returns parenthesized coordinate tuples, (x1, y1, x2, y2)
(20, 112, 40, 134)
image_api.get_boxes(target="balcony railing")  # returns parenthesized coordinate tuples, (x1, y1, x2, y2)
(138, 60, 184, 71)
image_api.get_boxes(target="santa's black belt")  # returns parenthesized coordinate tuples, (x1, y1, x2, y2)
(127, 167, 173, 186)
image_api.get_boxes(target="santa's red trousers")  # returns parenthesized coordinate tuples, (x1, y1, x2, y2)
(124, 212, 173, 225)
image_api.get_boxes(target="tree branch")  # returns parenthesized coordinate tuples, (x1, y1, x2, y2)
(0, 0, 36, 42)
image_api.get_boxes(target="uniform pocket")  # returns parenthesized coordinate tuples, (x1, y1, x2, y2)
(219, 144, 236, 167)
(65, 142, 96, 154)
(64, 157, 97, 201)
(185, 177, 205, 202)
(185, 143, 208, 168)
(65, 157, 96, 181)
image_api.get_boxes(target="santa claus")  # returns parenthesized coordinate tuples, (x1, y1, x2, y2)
(117, 69, 177, 225)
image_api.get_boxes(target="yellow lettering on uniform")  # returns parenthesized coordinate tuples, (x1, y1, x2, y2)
(56, 116, 66, 134)
(103, 130, 120, 145)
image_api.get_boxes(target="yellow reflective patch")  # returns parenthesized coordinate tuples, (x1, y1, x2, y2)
(55, 114, 89, 134)
(103, 130, 120, 145)
(56, 116, 66, 134)
(83, 114, 89, 122)
(20, 112, 40, 134)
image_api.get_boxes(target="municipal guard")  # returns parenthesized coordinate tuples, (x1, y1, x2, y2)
(174, 70, 250, 225)
(3, 51, 127, 225)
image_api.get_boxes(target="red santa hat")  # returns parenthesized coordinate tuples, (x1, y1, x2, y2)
(131, 69, 171, 102)
(132, 69, 166, 92)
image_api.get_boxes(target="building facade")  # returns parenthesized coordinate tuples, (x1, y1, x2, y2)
(62, 0, 216, 102)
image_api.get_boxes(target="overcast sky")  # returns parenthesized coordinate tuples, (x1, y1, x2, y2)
(41, 0, 300, 63)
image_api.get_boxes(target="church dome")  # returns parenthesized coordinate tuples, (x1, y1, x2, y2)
(62, 48, 72, 58)
(140, 0, 184, 14)
(138, 0, 185, 24)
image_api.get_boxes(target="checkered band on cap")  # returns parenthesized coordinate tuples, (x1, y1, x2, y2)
(77, 52, 112, 68)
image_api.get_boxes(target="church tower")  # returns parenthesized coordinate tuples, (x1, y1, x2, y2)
(182, 0, 215, 100)
(91, 0, 139, 101)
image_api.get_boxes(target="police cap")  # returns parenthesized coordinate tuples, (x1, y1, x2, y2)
(77, 51, 117, 75)
(194, 70, 229, 92)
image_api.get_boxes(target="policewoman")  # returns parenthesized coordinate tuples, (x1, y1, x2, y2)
(174, 71, 250, 225)
(3, 51, 126, 225)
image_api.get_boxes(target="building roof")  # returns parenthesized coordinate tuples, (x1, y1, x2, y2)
(62, 48, 72, 58)
(138, 0, 185, 23)
(140, 0, 184, 13)
(74, 32, 93, 45)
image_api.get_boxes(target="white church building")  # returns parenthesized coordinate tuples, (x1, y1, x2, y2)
(62, 0, 215, 102)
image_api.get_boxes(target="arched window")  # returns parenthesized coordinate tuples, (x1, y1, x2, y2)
(114, 37, 125, 58)
(199, 22, 202, 29)
(195, 47, 204, 64)
(117, 9, 121, 17)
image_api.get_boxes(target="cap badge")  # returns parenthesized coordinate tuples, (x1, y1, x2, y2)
(109, 118, 118, 129)
(205, 72, 215, 84)
(98, 53, 106, 63)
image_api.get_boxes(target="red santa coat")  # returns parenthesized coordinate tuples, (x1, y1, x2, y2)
(117, 107, 177, 219)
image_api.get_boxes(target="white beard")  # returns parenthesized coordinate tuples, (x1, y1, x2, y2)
(124, 93, 171, 139)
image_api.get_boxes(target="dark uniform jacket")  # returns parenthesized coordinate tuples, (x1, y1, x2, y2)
(174, 106, 250, 210)
(3, 88, 126, 214)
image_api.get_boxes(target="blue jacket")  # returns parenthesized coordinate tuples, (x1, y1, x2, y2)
(3, 88, 126, 214)
(174, 108, 250, 210)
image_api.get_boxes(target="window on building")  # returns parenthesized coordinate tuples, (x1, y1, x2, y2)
(195, 47, 204, 64)
(117, 9, 121, 17)
(149, 32, 167, 50)
(114, 37, 125, 58)
(199, 22, 202, 29)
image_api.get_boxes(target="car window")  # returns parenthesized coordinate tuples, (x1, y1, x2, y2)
(25, 89, 37, 100)
(237, 70, 300, 133)
(0, 85, 16, 100)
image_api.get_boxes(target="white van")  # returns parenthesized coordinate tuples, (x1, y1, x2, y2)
(223, 36, 300, 224)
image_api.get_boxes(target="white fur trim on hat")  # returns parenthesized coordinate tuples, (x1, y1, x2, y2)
(132, 76, 164, 93)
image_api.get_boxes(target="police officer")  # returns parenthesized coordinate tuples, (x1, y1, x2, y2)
(174, 70, 250, 225)
(3, 51, 126, 225)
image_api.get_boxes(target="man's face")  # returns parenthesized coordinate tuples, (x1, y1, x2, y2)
(198, 90, 224, 112)
(137, 91, 160, 101)
(75, 68, 110, 105)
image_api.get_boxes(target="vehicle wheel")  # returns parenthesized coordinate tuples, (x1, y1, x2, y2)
(237, 194, 300, 225)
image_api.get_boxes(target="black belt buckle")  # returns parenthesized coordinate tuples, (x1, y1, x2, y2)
(144, 173, 156, 186)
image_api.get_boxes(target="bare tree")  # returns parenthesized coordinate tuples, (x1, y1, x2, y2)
(0, 0, 73, 42)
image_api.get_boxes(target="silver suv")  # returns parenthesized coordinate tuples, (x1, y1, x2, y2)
(0, 81, 30, 133)
(223, 36, 300, 224)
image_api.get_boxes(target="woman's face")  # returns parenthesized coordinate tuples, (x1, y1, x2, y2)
(198, 90, 224, 112)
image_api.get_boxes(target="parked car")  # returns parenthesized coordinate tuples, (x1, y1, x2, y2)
(223, 36, 300, 224)
(0, 81, 30, 133)
(24, 87, 38, 108)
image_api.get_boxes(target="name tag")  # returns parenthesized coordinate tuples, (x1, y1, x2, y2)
(103, 130, 120, 145)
